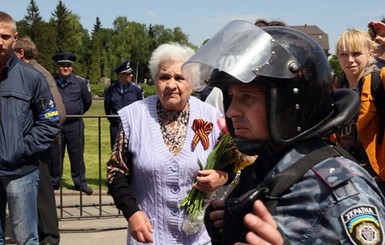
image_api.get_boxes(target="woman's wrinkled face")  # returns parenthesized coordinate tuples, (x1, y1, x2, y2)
(155, 60, 192, 111)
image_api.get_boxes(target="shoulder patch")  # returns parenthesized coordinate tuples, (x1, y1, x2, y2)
(312, 159, 354, 188)
(341, 204, 384, 245)
(38, 99, 59, 122)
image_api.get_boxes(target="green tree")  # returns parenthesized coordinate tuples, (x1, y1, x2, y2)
(35, 22, 58, 73)
(172, 27, 190, 46)
(52, 0, 72, 52)
(88, 17, 105, 83)
(93, 17, 102, 33)
(329, 55, 342, 77)
(15, 1, 197, 86)
(51, 1, 90, 78)
(23, 0, 43, 41)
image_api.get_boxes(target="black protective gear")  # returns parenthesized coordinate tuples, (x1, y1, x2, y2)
(183, 21, 359, 155)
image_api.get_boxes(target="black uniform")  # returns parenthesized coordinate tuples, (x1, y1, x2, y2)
(51, 73, 92, 189)
(104, 81, 143, 149)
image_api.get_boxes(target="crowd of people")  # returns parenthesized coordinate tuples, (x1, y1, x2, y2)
(1, 8, 385, 245)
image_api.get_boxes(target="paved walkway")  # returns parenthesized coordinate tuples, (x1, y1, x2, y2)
(57, 191, 127, 245)
(5, 190, 128, 245)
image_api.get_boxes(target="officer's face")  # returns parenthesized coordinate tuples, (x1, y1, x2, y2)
(226, 84, 270, 141)
(155, 60, 192, 111)
(118, 72, 133, 84)
(0, 23, 17, 65)
(57, 63, 73, 78)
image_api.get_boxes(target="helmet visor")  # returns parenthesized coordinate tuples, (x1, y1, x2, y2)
(183, 20, 298, 85)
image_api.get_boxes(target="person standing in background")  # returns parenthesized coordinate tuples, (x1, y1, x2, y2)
(104, 59, 143, 150)
(51, 51, 93, 195)
(334, 28, 385, 195)
(368, 19, 385, 69)
(0, 11, 60, 244)
(14, 36, 65, 245)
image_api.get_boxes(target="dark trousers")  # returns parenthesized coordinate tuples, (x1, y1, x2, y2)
(50, 120, 87, 188)
(38, 147, 60, 244)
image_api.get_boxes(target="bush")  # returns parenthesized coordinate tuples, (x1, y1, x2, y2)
(90, 82, 156, 98)
(90, 83, 108, 97)
(141, 83, 156, 97)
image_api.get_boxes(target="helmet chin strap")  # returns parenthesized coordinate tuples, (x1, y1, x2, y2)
(233, 138, 268, 156)
(234, 137, 286, 156)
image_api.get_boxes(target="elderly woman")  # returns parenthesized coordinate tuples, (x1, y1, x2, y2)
(106, 42, 228, 244)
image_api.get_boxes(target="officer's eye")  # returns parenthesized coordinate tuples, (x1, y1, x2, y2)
(0, 34, 12, 40)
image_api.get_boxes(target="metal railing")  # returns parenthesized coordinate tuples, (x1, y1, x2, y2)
(56, 114, 124, 229)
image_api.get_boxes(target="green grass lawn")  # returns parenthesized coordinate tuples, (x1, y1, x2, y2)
(61, 99, 111, 191)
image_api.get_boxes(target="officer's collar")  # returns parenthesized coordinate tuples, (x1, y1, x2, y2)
(59, 74, 74, 83)
(118, 82, 130, 88)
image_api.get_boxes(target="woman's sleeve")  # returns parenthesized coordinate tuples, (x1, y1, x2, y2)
(106, 126, 140, 219)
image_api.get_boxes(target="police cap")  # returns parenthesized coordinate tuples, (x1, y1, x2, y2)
(52, 52, 77, 64)
(113, 59, 134, 74)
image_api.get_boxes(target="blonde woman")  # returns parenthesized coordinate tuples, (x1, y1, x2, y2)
(335, 29, 385, 192)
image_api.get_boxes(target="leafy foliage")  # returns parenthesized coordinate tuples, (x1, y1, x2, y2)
(17, 0, 338, 95)
(16, 0, 194, 87)
(329, 55, 342, 77)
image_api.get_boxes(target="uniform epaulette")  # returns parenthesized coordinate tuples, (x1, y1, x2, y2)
(132, 82, 142, 89)
(311, 158, 354, 189)
(75, 75, 87, 81)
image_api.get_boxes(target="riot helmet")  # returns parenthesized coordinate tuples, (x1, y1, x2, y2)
(183, 20, 359, 155)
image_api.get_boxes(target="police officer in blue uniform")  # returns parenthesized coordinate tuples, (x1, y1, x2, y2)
(104, 59, 143, 149)
(51, 52, 93, 195)
(184, 21, 385, 244)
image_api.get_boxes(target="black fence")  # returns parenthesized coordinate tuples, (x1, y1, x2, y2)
(56, 115, 124, 230)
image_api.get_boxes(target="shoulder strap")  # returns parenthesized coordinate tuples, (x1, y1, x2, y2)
(265, 145, 348, 213)
(370, 70, 385, 144)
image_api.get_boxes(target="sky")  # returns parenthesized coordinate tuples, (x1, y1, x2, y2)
(3, 0, 385, 55)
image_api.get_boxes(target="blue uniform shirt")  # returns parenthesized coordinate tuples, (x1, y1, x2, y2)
(104, 81, 143, 125)
(266, 142, 385, 244)
(223, 139, 385, 244)
(54, 73, 92, 123)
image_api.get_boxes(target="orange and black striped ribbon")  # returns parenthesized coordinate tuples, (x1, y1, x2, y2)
(192, 119, 213, 150)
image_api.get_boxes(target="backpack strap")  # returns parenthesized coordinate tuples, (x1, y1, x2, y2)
(370, 70, 385, 144)
(265, 145, 347, 212)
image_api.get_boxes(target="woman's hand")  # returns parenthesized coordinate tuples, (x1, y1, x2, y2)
(235, 200, 283, 245)
(195, 169, 228, 193)
(128, 211, 154, 243)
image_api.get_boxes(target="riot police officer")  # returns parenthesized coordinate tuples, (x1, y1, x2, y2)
(51, 51, 93, 195)
(183, 21, 385, 244)
(104, 59, 143, 149)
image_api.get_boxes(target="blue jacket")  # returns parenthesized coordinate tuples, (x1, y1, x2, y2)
(0, 54, 60, 178)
